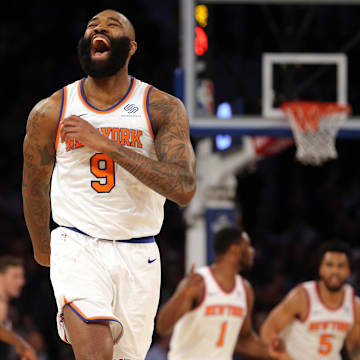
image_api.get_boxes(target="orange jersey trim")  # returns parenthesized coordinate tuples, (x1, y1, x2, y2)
(55, 87, 67, 151)
(315, 282, 345, 311)
(143, 85, 155, 139)
(77, 77, 136, 114)
(352, 288, 357, 323)
(63, 331, 70, 344)
(208, 266, 236, 295)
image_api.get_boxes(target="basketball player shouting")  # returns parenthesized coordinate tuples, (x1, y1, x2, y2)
(261, 242, 360, 360)
(22, 9, 196, 360)
(156, 226, 290, 360)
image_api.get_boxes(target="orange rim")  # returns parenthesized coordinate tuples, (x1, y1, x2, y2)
(281, 101, 351, 132)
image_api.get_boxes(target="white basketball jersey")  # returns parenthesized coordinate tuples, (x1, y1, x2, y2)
(168, 266, 248, 360)
(282, 281, 356, 360)
(51, 77, 165, 240)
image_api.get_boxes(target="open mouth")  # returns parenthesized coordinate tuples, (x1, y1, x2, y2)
(329, 275, 340, 284)
(91, 35, 111, 59)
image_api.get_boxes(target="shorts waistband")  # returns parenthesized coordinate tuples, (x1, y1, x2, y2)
(62, 226, 155, 243)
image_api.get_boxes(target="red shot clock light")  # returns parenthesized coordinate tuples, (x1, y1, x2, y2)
(195, 26, 208, 56)
(195, 4, 209, 56)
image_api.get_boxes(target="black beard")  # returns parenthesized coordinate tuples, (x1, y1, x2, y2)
(78, 35, 131, 78)
(323, 279, 345, 293)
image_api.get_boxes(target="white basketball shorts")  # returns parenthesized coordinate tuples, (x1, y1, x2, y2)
(50, 226, 161, 360)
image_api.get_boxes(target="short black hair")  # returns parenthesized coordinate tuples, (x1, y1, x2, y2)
(0, 256, 24, 273)
(319, 241, 351, 265)
(213, 226, 244, 257)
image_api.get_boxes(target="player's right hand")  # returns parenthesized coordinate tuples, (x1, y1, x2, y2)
(34, 251, 50, 267)
(183, 264, 204, 296)
(16, 342, 37, 360)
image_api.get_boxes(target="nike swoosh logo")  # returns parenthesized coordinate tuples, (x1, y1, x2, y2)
(76, 113, 88, 117)
(148, 258, 157, 264)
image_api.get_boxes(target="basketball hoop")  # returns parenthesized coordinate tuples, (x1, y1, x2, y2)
(281, 101, 351, 165)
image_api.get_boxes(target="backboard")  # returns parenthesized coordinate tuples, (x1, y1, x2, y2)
(181, 0, 360, 137)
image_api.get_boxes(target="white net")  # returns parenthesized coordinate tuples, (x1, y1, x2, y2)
(283, 102, 350, 166)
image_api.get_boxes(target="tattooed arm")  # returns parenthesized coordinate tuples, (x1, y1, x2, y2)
(22, 91, 61, 266)
(346, 297, 360, 360)
(61, 89, 196, 206)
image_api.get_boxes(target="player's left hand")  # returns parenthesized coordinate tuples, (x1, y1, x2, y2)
(61, 115, 109, 152)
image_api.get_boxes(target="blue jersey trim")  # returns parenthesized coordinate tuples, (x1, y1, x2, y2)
(62, 226, 155, 243)
(67, 303, 120, 324)
(123, 236, 155, 244)
(58, 88, 65, 125)
(80, 77, 134, 112)
(146, 85, 156, 136)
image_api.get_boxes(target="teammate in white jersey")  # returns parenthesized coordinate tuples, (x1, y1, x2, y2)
(156, 226, 289, 360)
(261, 242, 360, 360)
(22, 9, 196, 360)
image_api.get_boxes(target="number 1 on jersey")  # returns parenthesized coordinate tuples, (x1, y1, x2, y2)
(90, 153, 115, 193)
(216, 321, 228, 347)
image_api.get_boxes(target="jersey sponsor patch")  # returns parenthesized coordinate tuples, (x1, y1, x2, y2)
(124, 103, 139, 113)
